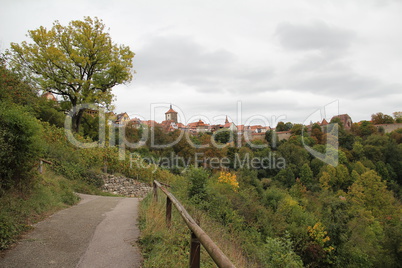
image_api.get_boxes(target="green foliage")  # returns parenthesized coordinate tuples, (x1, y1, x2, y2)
(265, 129, 279, 149)
(259, 233, 303, 267)
(214, 129, 232, 144)
(139, 195, 218, 268)
(33, 97, 65, 127)
(372, 112, 395, 124)
(393, 111, 402, 123)
(277, 143, 309, 177)
(353, 121, 377, 138)
(8, 16, 134, 132)
(275, 168, 296, 188)
(300, 163, 313, 188)
(290, 124, 306, 136)
(187, 167, 209, 202)
(0, 103, 43, 192)
(0, 58, 37, 106)
(348, 170, 396, 218)
(276, 121, 293, 132)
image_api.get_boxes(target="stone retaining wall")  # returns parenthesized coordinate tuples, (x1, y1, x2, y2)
(101, 174, 152, 198)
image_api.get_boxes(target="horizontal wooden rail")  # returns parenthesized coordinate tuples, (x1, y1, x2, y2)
(38, 158, 53, 174)
(153, 180, 236, 268)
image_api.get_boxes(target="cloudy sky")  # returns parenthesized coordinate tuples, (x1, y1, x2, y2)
(1, 0, 401, 126)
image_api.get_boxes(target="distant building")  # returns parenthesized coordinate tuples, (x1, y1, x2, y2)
(115, 112, 130, 126)
(42, 92, 57, 101)
(142, 120, 158, 129)
(307, 118, 329, 132)
(165, 105, 178, 123)
(223, 116, 237, 132)
(160, 120, 178, 132)
(331, 114, 353, 130)
(187, 119, 209, 134)
(128, 118, 142, 129)
(85, 109, 98, 116)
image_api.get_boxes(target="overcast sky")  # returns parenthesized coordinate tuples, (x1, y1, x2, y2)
(1, 0, 401, 126)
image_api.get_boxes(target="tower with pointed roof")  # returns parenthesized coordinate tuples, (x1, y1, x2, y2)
(225, 115, 229, 124)
(165, 105, 178, 123)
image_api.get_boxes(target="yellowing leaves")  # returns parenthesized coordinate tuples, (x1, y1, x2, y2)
(218, 171, 239, 192)
(307, 222, 334, 253)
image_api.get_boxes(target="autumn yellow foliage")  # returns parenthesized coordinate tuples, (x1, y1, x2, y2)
(218, 171, 239, 191)
(307, 222, 334, 253)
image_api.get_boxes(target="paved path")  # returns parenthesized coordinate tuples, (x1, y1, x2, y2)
(0, 194, 143, 268)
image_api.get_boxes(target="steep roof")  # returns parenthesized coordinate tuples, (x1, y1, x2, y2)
(42, 92, 57, 101)
(188, 119, 209, 128)
(165, 105, 177, 114)
(143, 120, 158, 127)
(116, 112, 129, 120)
(321, 119, 329, 125)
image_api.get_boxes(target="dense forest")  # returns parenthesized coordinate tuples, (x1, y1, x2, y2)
(1, 45, 402, 267)
(126, 111, 402, 267)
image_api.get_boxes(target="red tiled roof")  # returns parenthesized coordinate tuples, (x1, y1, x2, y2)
(187, 119, 209, 128)
(250, 125, 263, 130)
(237, 125, 245, 131)
(165, 108, 177, 114)
(42, 92, 57, 101)
(143, 120, 158, 127)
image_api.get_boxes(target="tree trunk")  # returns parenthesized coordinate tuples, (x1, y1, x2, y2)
(72, 108, 85, 133)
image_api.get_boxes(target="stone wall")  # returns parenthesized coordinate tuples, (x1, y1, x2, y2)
(101, 174, 152, 198)
(277, 131, 292, 141)
(375, 123, 402, 133)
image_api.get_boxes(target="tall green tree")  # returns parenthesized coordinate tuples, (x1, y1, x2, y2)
(371, 112, 395, 125)
(276, 121, 293, 132)
(300, 163, 313, 187)
(393, 111, 402, 123)
(8, 17, 134, 132)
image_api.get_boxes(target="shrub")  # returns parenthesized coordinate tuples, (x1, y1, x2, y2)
(187, 167, 209, 202)
(0, 103, 43, 192)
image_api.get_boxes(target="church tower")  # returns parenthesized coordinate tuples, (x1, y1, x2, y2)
(165, 105, 178, 123)
(225, 115, 229, 124)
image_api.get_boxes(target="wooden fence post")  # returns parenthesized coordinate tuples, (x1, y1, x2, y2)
(38, 160, 43, 174)
(190, 231, 201, 268)
(153, 180, 236, 268)
(153, 181, 158, 201)
(166, 197, 172, 228)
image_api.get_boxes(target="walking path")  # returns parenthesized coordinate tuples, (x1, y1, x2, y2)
(0, 194, 142, 268)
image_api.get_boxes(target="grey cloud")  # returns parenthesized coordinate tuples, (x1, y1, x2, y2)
(134, 35, 237, 88)
(275, 21, 356, 52)
(133, 34, 276, 94)
(283, 50, 401, 99)
(288, 53, 345, 73)
(286, 71, 400, 98)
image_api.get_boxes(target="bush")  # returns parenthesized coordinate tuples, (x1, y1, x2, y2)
(0, 103, 43, 192)
(187, 167, 209, 202)
(259, 233, 303, 267)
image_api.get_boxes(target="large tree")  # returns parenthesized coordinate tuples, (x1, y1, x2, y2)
(371, 112, 394, 125)
(8, 16, 134, 132)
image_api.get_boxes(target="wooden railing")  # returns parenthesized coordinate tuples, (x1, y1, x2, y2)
(153, 180, 236, 268)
